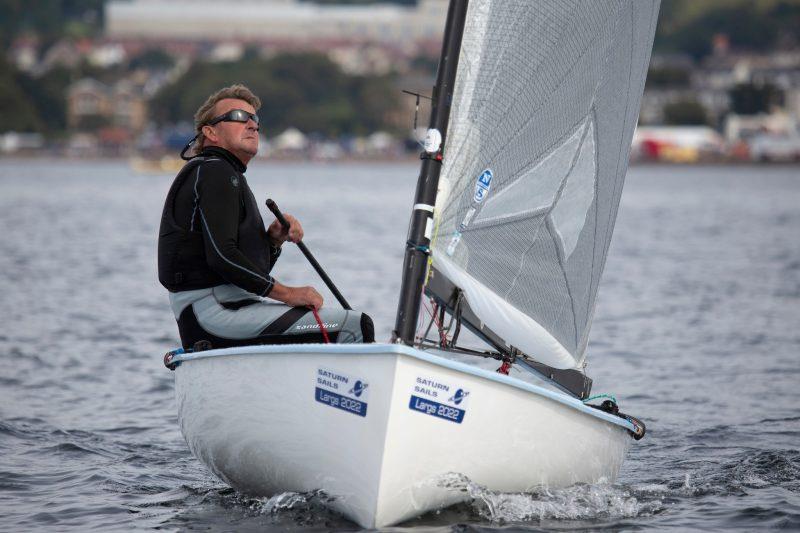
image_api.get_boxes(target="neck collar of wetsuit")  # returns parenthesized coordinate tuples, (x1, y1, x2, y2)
(199, 146, 247, 173)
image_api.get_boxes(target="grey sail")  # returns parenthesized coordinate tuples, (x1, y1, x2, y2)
(431, 0, 660, 369)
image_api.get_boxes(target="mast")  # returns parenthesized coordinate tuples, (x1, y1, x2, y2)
(393, 0, 469, 345)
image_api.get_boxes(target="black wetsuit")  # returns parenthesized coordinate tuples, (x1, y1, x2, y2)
(158, 146, 279, 296)
(158, 146, 374, 349)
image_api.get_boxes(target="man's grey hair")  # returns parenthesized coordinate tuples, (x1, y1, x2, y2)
(193, 84, 261, 153)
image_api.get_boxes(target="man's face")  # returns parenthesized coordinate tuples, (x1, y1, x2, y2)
(203, 98, 260, 162)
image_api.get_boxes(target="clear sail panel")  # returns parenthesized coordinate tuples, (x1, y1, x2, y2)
(431, 0, 660, 369)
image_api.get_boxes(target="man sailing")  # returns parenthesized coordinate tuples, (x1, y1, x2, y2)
(158, 84, 374, 349)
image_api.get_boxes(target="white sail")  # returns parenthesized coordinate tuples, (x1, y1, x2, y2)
(432, 0, 660, 369)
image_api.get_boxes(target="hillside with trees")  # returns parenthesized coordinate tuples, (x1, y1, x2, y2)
(654, 0, 800, 58)
(2, 0, 799, 139)
(150, 53, 399, 137)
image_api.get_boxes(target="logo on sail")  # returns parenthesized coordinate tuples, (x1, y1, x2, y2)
(473, 169, 493, 203)
(446, 232, 461, 256)
(458, 207, 476, 231)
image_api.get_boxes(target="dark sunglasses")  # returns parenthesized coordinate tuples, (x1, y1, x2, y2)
(208, 109, 260, 126)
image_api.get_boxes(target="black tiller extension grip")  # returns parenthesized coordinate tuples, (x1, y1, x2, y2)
(266, 199, 352, 310)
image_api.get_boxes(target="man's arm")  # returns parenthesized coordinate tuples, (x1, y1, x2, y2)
(263, 212, 323, 307)
(197, 163, 323, 307)
(268, 282, 323, 309)
(197, 162, 276, 296)
(263, 212, 303, 270)
(267, 242, 282, 269)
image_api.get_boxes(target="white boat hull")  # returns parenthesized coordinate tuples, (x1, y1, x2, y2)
(172, 343, 634, 528)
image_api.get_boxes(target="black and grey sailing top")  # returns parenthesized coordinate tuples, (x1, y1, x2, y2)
(158, 146, 280, 296)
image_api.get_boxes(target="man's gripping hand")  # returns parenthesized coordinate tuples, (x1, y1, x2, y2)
(268, 282, 323, 310)
(267, 213, 304, 246)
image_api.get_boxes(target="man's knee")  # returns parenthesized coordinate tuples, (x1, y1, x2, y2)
(331, 310, 374, 344)
(360, 313, 375, 343)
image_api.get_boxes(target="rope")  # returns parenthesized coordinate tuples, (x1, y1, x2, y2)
(582, 393, 617, 404)
(310, 307, 330, 344)
(426, 301, 448, 346)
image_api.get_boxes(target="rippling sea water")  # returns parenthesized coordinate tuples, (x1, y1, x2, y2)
(0, 160, 798, 531)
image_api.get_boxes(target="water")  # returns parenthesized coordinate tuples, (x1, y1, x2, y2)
(1, 160, 798, 531)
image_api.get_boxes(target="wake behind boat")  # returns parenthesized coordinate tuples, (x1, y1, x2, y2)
(164, 0, 660, 528)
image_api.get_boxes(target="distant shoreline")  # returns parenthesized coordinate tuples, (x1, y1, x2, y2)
(1, 154, 798, 169)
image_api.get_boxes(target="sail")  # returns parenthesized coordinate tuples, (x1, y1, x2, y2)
(431, 0, 660, 369)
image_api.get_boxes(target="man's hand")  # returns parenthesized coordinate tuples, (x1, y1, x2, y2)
(269, 282, 323, 310)
(267, 213, 304, 246)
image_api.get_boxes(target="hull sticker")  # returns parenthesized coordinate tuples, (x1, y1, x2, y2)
(409, 375, 470, 424)
(315, 367, 369, 417)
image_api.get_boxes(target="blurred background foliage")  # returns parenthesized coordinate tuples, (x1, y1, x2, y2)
(655, 0, 800, 58)
(150, 53, 398, 136)
(1, 0, 799, 136)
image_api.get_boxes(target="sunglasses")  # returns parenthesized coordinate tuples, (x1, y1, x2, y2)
(208, 109, 260, 126)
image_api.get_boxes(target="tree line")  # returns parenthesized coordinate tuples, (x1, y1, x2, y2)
(150, 53, 400, 137)
(0, 51, 402, 137)
(2, 0, 799, 135)
(654, 0, 800, 58)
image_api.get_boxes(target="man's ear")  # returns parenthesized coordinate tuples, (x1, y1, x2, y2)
(202, 124, 217, 143)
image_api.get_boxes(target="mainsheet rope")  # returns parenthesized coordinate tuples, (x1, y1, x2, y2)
(310, 306, 331, 344)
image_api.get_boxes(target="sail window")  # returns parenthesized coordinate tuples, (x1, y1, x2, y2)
(471, 123, 584, 226)
(550, 118, 597, 260)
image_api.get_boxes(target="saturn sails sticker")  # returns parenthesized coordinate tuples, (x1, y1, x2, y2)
(473, 169, 493, 204)
(315, 367, 369, 417)
(408, 375, 470, 423)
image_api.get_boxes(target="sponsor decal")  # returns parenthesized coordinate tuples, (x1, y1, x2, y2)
(449, 388, 470, 405)
(446, 231, 461, 256)
(315, 367, 368, 417)
(408, 375, 469, 424)
(349, 380, 368, 397)
(296, 322, 339, 331)
(458, 207, 476, 231)
(473, 169, 493, 204)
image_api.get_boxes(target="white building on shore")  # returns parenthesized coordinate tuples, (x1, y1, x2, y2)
(106, 0, 447, 48)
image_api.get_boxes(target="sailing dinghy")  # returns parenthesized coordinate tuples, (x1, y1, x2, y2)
(165, 0, 660, 528)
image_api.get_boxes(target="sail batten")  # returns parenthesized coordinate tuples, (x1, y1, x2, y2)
(430, 0, 660, 369)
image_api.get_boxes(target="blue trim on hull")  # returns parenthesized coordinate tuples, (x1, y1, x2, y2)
(169, 343, 637, 433)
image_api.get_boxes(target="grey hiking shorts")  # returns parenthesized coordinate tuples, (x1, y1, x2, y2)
(169, 285, 374, 350)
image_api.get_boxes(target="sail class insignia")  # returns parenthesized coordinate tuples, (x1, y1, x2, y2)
(473, 168, 493, 203)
